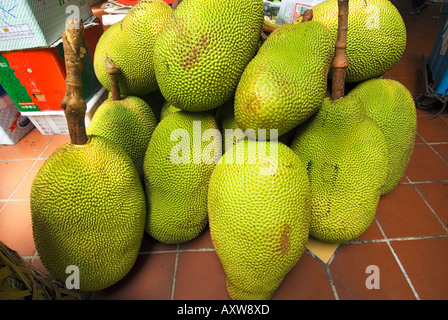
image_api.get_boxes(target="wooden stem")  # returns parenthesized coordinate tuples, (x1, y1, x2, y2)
(106, 57, 122, 101)
(171, 0, 183, 10)
(331, 0, 349, 101)
(262, 22, 277, 34)
(302, 9, 313, 22)
(61, 19, 88, 145)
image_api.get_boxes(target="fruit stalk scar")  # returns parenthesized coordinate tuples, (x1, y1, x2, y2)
(331, 0, 349, 101)
(61, 19, 89, 145)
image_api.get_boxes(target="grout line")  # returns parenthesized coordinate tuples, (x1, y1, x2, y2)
(139, 247, 215, 255)
(399, 179, 448, 184)
(412, 183, 448, 233)
(324, 264, 339, 300)
(1, 135, 56, 205)
(347, 234, 448, 245)
(170, 244, 180, 301)
(375, 218, 421, 300)
(416, 131, 448, 166)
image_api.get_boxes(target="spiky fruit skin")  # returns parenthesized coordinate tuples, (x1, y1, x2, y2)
(349, 78, 416, 194)
(30, 136, 146, 292)
(144, 111, 220, 244)
(87, 96, 157, 182)
(234, 21, 334, 140)
(94, 0, 171, 95)
(160, 100, 181, 120)
(290, 96, 389, 243)
(153, 0, 264, 112)
(208, 140, 311, 300)
(306, 0, 406, 82)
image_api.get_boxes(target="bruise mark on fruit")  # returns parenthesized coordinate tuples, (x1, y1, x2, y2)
(245, 97, 261, 115)
(280, 225, 291, 255)
(181, 33, 211, 71)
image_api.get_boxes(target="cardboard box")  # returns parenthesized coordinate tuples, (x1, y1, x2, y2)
(0, 0, 93, 52)
(0, 23, 103, 113)
(274, 0, 326, 25)
(0, 86, 34, 145)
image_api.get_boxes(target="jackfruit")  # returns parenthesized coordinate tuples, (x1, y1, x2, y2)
(208, 140, 311, 300)
(349, 78, 416, 194)
(144, 111, 220, 244)
(303, 0, 406, 82)
(216, 99, 294, 152)
(160, 100, 181, 120)
(153, 0, 264, 112)
(86, 95, 157, 182)
(234, 21, 334, 140)
(94, 0, 171, 95)
(290, 95, 389, 243)
(31, 136, 146, 292)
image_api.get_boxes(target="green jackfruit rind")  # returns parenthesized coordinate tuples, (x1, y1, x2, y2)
(208, 140, 311, 300)
(143, 111, 220, 244)
(94, 0, 171, 95)
(30, 136, 146, 292)
(349, 78, 416, 194)
(86, 96, 157, 182)
(153, 0, 264, 112)
(290, 96, 389, 243)
(234, 21, 334, 140)
(307, 0, 406, 82)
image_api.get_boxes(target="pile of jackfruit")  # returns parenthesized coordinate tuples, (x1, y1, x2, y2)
(30, 0, 416, 299)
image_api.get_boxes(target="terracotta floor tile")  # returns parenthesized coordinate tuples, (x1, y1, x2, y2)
(387, 61, 418, 78)
(174, 251, 229, 300)
(0, 201, 35, 256)
(0, 160, 35, 200)
(400, 50, 424, 68)
(0, 130, 52, 160)
(10, 160, 46, 200)
(93, 252, 176, 300)
(416, 116, 448, 143)
(40, 134, 70, 159)
(395, 76, 425, 96)
(391, 238, 448, 300)
(329, 242, 416, 300)
(272, 252, 334, 300)
(405, 144, 448, 182)
(415, 182, 448, 230)
(376, 184, 446, 239)
(432, 143, 448, 163)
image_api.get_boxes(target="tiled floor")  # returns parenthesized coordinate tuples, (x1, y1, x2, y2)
(1, 1, 448, 300)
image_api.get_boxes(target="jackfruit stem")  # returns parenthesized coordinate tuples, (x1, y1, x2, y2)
(61, 19, 88, 146)
(302, 9, 313, 22)
(105, 57, 122, 101)
(331, 0, 349, 101)
(172, 0, 183, 10)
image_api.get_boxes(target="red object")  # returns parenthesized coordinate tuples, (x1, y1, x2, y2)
(117, 0, 175, 4)
(1, 24, 104, 112)
(117, 0, 139, 4)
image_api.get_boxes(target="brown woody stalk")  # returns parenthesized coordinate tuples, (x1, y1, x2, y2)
(172, 0, 183, 10)
(105, 57, 122, 101)
(301, 9, 313, 22)
(331, 0, 349, 101)
(61, 19, 88, 145)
